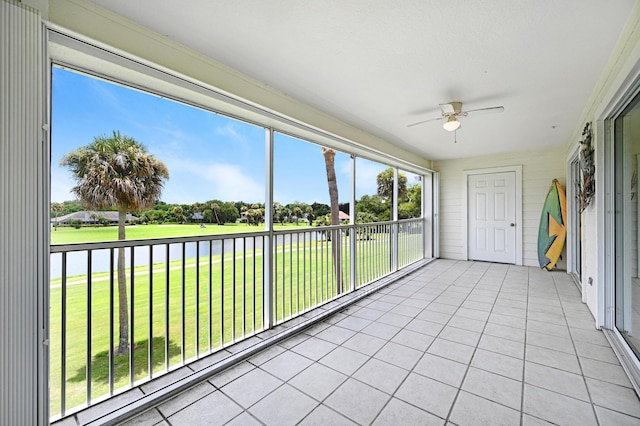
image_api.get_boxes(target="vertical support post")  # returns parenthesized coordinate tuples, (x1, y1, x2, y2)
(148, 245, 153, 376)
(350, 155, 357, 292)
(164, 244, 170, 371)
(263, 128, 274, 330)
(195, 242, 200, 356)
(109, 249, 115, 395)
(392, 168, 399, 271)
(208, 240, 213, 350)
(180, 244, 185, 363)
(86, 250, 92, 404)
(61, 253, 67, 416)
(433, 172, 440, 259)
(129, 248, 135, 385)
(232, 239, 236, 342)
(422, 173, 432, 259)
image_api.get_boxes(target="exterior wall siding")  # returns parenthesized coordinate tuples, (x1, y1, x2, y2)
(434, 146, 565, 268)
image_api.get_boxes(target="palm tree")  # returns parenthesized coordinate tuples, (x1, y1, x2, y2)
(211, 203, 221, 225)
(61, 131, 169, 354)
(376, 167, 408, 206)
(51, 202, 64, 231)
(321, 147, 343, 293)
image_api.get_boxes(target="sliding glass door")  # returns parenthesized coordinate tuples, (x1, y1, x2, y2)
(614, 93, 640, 358)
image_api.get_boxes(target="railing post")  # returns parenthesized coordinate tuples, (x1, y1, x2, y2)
(422, 173, 428, 259)
(350, 155, 357, 292)
(392, 169, 399, 271)
(263, 128, 274, 330)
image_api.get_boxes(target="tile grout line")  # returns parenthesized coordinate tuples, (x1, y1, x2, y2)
(227, 260, 463, 426)
(518, 265, 530, 426)
(365, 259, 473, 425)
(550, 271, 601, 426)
(442, 263, 513, 425)
(351, 260, 471, 425)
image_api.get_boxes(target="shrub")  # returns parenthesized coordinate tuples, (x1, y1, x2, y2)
(68, 219, 82, 229)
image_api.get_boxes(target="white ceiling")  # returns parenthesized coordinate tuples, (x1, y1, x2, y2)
(90, 0, 635, 161)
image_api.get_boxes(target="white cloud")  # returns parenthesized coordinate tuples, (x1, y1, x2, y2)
(166, 158, 264, 202)
(50, 169, 76, 202)
(352, 160, 386, 197)
(203, 163, 264, 201)
(215, 121, 244, 141)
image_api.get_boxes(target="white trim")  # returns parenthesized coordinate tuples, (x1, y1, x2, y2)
(462, 165, 523, 265)
(566, 147, 583, 295)
(422, 172, 433, 259)
(433, 172, 440, 258)
(596, 68, 640, 330)
(601, 119, 615, 330)
(605, 328, 640, 396)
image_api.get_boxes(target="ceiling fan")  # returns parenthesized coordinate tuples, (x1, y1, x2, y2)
(408, 101, 504, 131)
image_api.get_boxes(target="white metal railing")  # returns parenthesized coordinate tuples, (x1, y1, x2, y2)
(49, 219, 424, 419)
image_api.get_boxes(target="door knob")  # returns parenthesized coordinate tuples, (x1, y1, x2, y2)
(510, 223, 515, 227)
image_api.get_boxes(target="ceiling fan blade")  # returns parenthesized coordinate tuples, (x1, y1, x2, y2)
(464, 106, 504, 115)
(407, 116, 444, 128)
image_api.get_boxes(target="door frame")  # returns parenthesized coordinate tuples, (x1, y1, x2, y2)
(567, 147, 583, 294)
(463, 165, 523, 265)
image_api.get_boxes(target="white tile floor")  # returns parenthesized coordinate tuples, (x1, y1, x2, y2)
(120, 260, 640, 425)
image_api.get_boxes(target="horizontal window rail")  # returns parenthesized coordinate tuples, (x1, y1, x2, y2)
(49, 219, 425, 419)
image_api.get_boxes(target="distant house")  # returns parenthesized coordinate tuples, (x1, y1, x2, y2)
(339, 211, 350, 222)
(192, 212, 204, 222)
(51, 211, 138, 226)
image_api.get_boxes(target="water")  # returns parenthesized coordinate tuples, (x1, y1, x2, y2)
(50, 231, 326, 279)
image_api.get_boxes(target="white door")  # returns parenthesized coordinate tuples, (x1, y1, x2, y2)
(468, 171, 516, 263)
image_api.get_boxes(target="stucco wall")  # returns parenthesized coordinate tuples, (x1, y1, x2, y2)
(434, 146, 566, 268)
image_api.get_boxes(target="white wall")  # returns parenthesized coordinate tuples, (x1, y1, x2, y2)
(434, 146, 565, 267)
(563, 4, 640, 325)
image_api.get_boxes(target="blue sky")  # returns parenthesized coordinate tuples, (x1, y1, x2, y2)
(51, 67, 398, 205)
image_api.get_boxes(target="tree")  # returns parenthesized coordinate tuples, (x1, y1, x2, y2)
(51, 202, 64, 231)
(211, 203, 221, 225)
(273, 202, 286, 224)
(219, 202, 240, 224)
(203, 208, 214, 223)
(311, 202, 330, 219)
(355, 194, 389, 222)
(398, 183, 422, 219)
(173, 206, 185, 223)
(293, 206, 303, 224)
(61, 131, 169, 354)
(376, 168, 408, 211)
(246, 204, 264, 226)
(305, 205, 314, 224)
(321, 147, 343, 293)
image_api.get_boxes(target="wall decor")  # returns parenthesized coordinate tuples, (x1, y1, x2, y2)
(578, 122, 595, 212)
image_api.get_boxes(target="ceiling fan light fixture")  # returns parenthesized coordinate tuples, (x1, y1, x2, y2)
(443, 116, 461, 132)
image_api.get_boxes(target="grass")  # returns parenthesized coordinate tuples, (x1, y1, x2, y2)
(50, 240, 347, 415)
(49, 223, 423, 416)
(50, 223, 313, 245)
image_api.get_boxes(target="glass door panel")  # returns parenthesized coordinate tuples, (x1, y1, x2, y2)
(614, 94, 640, 357)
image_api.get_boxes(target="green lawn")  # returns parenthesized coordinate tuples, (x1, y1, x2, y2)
(50, 223, 313, 245)
(50, 239, 349, 415)
(49, 223, 422, 416)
